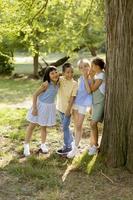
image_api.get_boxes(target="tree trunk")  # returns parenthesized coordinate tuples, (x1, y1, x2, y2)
(100, 0, 133, 172)
(33, 52, 39, 77)
(89, 46, 97, 56)
(33, 44, 39, 78)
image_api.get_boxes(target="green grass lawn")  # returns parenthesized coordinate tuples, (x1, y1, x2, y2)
(0, 77, 40, 104)
(14, 63, 33, 74)
(0, 78, 133, 200)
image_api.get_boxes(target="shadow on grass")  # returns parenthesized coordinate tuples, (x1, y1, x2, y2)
(1, 153, 72, 190)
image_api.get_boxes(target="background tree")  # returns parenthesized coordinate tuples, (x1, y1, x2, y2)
(100, 0, 133, 172)
(0, 0, 105, 76)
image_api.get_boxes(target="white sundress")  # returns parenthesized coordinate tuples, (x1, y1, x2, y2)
(26, 82, 58, 126)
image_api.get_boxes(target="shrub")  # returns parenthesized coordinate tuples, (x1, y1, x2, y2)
(0, 52, 14, 75)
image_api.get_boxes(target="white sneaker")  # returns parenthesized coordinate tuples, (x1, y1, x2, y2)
(88, 145, 97, 155)
(23, 143, 30, 157)
(71, 140, 75, 149)
(40, 143, 49, 153)
(67, 145, 79, 158)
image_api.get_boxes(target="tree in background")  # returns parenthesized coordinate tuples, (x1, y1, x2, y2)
(0, 0, 105, 76)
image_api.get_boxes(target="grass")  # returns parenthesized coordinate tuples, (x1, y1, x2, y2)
(0, 77, 133, 200)
(14, 63, 33, 74)
(0, 77, 40, 104)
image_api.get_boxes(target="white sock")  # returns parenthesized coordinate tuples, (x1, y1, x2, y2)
(24, 143, 30, 156)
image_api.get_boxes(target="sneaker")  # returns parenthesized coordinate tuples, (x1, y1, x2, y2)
(56, 147, 72, 155)
(88, 145, 97, 155)
(67, 146, 79, 158)
(23, 143, 30, 157)
(40, 143, 49, 153)
(71, 140, 75, 148)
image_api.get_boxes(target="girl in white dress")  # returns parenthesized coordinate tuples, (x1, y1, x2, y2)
(23, 66, 59, 156)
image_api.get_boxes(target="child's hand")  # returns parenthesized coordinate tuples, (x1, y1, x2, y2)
(83, 71, 88, 79)
(32, 107, 38, 116)
(89, 68, 95, 79)
(41, 81, 48, 89)
(65, 108, 71, 117)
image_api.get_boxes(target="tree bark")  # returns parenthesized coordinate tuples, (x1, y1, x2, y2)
(33, 52, 39, 77)
(100, 0, 133, 172)
(33, 44, 39, 78)
(89, 46, 97, 56)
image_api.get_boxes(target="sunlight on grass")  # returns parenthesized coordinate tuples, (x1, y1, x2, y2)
(62, 151, 96, 181)
(87, 155, 97, 174)
(0, 78, 40, 104)
(62, 151, 104, 181)
(0, 153, 14, 168)
(14, 63, 33, 74)
(0, 108, 27, 138)
(72, 151, 95, 171)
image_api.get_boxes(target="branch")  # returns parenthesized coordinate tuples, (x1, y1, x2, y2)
(75, 0, 95, 36)
(100, 170, 114, 184)
(83, 0, 95, 28)
(30, 0, 49, 24)
(19, 0, 48, 36)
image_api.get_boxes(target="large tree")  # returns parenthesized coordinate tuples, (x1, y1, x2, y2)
(100, 0, 133, 172)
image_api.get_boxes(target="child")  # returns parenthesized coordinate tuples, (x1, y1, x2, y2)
(23, 66, 59, 157)
(56, 63, 78, 155)
(67, 59, 92, 158)
(88, 57, 105, 155)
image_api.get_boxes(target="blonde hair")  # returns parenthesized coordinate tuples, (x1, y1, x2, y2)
(77, 58, 90, 68)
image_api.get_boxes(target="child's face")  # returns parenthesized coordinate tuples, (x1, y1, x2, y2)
(79, 63, 90, 75)
(49, 70, 59, 82)
(91, 63, 99, 73)
(63, 67, 73, 80)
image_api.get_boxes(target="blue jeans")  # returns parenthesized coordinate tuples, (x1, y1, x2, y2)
(59, 112, 73, 148)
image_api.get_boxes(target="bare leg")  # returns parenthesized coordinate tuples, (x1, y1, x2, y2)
(67, 112, 85, 158)
(72, 110, 78, 137)
(40, 126, 49, 153)
(41, 126, 47, 144)
(90, 120, 98, 146)
(25, 123, 36, 143)
(75, 113, 85, 147)
(24, 122, 36, 156)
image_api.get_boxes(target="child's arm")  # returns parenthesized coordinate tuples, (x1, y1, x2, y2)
(89, 69, 104, 92)
(65, 82, 78, 116)
(90, 79, 103, 92)
(65, 96, 76, 116)
(32, 81, 48, 116)
(84, 76, 91, 94)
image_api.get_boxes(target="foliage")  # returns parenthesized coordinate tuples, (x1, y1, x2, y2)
(0, 0, 105, 56)
(0, 52, 14, 75)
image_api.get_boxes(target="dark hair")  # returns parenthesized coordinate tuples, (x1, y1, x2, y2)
(43, 66, 57, 83)
(91, 57, 105, 70)
(62, 62, 72, 72)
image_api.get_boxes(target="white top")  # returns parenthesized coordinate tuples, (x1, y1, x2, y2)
(94, 72, 105, 95)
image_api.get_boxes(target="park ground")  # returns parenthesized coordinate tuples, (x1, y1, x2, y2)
(0, 55, 133, 200)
